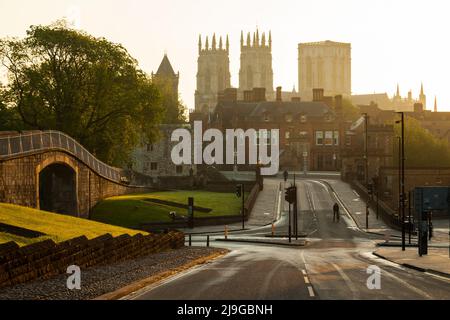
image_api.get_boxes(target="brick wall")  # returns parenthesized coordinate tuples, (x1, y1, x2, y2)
(0, 151, 149, 218)
(0, 231, 184, 289)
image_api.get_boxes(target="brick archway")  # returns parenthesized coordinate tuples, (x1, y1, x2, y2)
(35, 154, 79, 216)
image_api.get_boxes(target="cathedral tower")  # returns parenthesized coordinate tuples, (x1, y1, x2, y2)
(195, 34, 231, 114)
(239, 29, 274, 99)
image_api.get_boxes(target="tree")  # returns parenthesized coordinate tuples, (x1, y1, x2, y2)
(0, 22, 164, 166)
(393, 117, 450, 167)
(342, 98, 360, 122)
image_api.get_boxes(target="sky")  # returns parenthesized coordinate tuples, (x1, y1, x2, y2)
(1, 0, 449, 111)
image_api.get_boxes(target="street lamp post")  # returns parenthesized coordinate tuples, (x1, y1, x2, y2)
(396, 112, 406, 251)
(363, 113, 369, 229)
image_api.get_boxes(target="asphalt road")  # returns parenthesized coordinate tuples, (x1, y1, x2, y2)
(128, 178, 450, 300)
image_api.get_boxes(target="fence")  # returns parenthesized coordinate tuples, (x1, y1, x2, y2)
(0, 130, 122, 182)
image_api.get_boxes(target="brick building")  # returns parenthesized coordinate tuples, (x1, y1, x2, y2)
(202, 87, 347, 172)
(340, 116, 394, 182)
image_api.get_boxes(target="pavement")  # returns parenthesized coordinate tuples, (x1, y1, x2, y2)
(374, 247, 450, 278)
(322, 178, 450, 278)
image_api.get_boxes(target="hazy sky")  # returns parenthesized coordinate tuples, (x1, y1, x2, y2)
(1, 0, 449, 111)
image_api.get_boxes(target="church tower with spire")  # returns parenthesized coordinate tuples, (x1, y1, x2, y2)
(419, 82, 427, 109)
(152, 53, 179, 100)
(238, 29, 274, 99)
(195, 34, 231, 114)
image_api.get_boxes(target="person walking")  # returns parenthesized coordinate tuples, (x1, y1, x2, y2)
(333, 203, 340, 222)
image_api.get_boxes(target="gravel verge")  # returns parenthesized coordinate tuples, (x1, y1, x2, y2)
(0, 246, 226, 300)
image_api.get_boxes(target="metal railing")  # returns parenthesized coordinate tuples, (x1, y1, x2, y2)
(0, 130, 122, 182)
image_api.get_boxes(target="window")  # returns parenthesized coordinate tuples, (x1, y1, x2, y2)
(147, 144, 153, 152)
(300, 115, 307, 123)
(345, 135, 351, 146)
(176, 165, 183, 174)
(324, 131, 333, 146)
(333, 131, 339, 146)
(150, 162, 158, 171)
(315, 131, 323, 145)
(299, 131, 308, 138)
(285, 114, 293, 123)
(285, 131, 290, 139)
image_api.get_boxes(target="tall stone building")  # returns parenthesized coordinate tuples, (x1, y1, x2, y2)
(239, 29, 274, 100)
(194, 34, 231, 114)
(298, 41, 351, 101)
(152, 54, 179, 100)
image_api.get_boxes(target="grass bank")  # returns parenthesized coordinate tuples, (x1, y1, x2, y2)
(0, 203, 146, 246)
(91, 190, 247, 228)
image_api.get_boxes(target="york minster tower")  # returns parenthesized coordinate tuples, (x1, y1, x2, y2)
(298, 41, 351, 101)
(239, 29, 274, 99)
(195, 34, 231, 113)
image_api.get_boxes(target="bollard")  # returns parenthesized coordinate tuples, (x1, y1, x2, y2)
(224, 225, 228, 240)
(206, 235, 210, 247)
(189, 234, 192, 246)
(271, 223, 275, 238)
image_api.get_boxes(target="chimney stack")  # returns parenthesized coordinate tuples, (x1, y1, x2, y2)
(276, 86, 282, 102)
(244, 90, 253, 102)
(313, 88, 324, 102)
(252, 87, 266, 102)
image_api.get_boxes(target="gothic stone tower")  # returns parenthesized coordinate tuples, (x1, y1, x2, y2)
(298, 41, 351, 101)
(195, 34, 231, 114)
(239, 29, 274, 100)
(152, 54, 179, 100)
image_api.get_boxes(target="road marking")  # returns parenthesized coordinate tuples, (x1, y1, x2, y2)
(301, 269, 307, 275)
(307, 286, 315, 297)
(304, 276, 310, 284)
(381, 268, 433, 299)
(330, 262, 360, 300)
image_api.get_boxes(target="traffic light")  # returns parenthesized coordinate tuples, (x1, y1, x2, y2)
(368, 183, 373, 196)
(285, 188, 290, 202)
(235, 184, 242, 198)
(285, 186, 296, 204)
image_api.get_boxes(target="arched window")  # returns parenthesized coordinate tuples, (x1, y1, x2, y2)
(218, 67, 224, 91)
(261, 65, 266, 89)
(247, 65, 253, 89)
(306, 58, 312, 88)
(205, 68, 211, 92)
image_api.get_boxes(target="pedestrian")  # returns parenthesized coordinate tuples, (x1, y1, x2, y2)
(333, 203, 340, 222)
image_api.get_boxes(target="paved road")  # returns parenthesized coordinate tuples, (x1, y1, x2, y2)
(128, 178, 450, 300)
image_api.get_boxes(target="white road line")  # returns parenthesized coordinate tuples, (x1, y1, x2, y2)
(302, 269, 307, 275)
(381, 268, 434, 299)
(307, 286, 315, 297)
(304, 276, 310, 284)
(330, 262, 360, 300)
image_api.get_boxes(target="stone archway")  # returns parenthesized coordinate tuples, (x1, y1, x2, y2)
(38, 163, 78, 216)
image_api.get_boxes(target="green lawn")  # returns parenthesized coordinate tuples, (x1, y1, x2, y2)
(91, 190, 247, 228)
(0, 203, 147, 246)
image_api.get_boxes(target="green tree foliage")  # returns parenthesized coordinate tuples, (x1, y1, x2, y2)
(342, 98, 360, 122)
(393, 117, 450, 167)
(0, 22, 164, 166)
